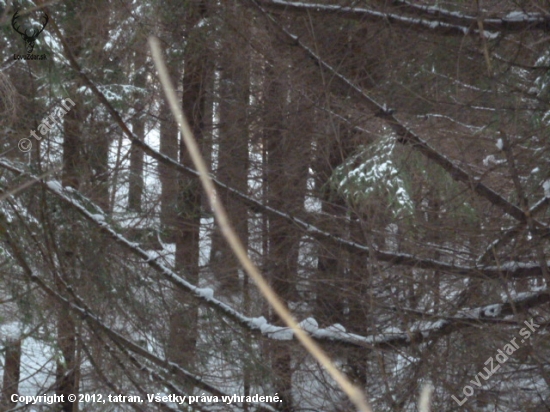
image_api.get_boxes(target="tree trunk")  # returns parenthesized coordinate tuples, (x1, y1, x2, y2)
(210, 2, 250, 294)
(263, 57, 311, 411)
(0, 339, 21, 412)
(166, 0, 209, 389)
(56, 304, 79, 412)
(128, 42, 147, 213)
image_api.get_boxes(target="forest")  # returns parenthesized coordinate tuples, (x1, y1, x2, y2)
(1, 0, 550, 411)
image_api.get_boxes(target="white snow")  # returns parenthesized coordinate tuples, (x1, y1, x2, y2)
(483, 154, 506, 166)
(298, 317, 319, 333)
(496, 138, 504, 150)
(90, 213, 105, 221)
(261, 324, 293, 340)
(504, 11, 541, 21)
(543, 180, 550, 198)
(250, 316, 268, 328)
(46, 180, 63, 192)
(0, 321, 22, 341)
(334, 134, 413, 217)
(196, 287, 214, 299)
(482, 304, 502, 317)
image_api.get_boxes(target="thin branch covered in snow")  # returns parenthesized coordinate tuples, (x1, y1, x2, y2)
(419, 113, 485, 132)
(393, 287, 550, 324)
(392, 0, 550, 32)
(256, 0, 498, 38)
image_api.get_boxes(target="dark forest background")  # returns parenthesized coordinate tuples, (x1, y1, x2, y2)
(2, 0, 550, 411)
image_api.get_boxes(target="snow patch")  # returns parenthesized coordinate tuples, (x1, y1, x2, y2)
(505, 11, 541, 21)
(262, 325, 293, 340)
(250, 316, 268, 328)
(0, 321, 23, 341)
(46, 180, 63, 192)
(298, 317, 319, 333)
(482, 304, 501, 317)
(483, 154, 506, 166)
(196, 287, 214, 299)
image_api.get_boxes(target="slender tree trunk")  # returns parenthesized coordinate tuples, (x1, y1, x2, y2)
(263, 59, 311, 411)
(210, 2, 250, 294)
(56, 303, 79, 412)
(158, 94, 179, 242)
(128, 41, 147, 212)
(166, 0, 209, 389)
(0, 339, 21, 412)
(62, 95, 83, 190)
(58, 3, 89, 408)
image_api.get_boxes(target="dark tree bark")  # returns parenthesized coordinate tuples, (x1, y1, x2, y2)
(165, 0, 209, 386)
(128, 40, 147, 213)
(0, 339, 21, 412)
(56, 308, 79, 412)
(262, 51, 312, 410)
(210, 2, 250, 294)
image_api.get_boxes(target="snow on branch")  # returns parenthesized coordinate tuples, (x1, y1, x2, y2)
(393, 0, 550, 33)
(257, 0, 498, 39)
(382, 287, 550, 346)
